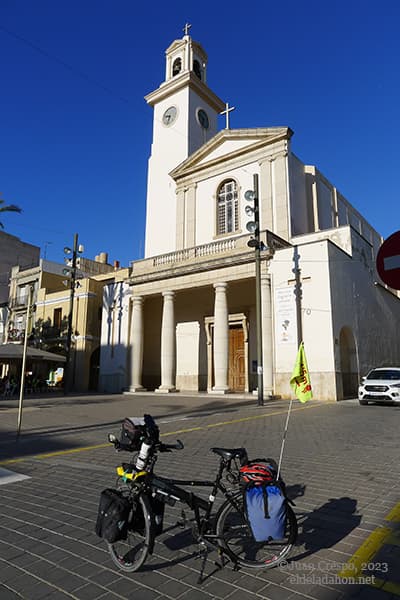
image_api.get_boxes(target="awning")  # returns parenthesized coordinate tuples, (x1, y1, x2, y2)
(0, 343, 66, 362)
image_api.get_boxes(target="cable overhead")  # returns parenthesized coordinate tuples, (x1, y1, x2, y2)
(0, 25, 131, 106)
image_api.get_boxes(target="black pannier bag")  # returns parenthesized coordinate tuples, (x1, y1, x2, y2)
(95, 488, 131, 543)
(129, 495, 165, 537)
(150, 495, 165, 536)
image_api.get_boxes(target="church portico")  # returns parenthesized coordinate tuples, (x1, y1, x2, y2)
(127, 269, 263, 395)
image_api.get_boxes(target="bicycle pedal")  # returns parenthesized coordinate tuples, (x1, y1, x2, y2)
(214, 550, 228, 570)
(177, 509, 187, 528)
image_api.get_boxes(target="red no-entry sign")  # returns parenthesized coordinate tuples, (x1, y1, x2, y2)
(376, 230, 400, 290)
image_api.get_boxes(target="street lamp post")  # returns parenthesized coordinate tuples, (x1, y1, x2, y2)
(63, 233, 83, 393)
(245, 174, 264, 406)
(17, 283, 34, 437)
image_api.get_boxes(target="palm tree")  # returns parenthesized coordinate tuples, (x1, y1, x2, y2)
(0, 197, 22, 228)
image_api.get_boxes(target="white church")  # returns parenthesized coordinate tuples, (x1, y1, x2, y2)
(98, 28, 400, 401)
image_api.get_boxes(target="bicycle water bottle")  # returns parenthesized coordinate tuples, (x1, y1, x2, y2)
(135, 441, 151, 470)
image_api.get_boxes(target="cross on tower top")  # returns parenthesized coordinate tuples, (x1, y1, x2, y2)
(220, 102, 236, 129)
(183, 23, 192, 36)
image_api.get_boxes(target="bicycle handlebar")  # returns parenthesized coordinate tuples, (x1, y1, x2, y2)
(159, 440, 184, 452)
(107, 433, 184, 453)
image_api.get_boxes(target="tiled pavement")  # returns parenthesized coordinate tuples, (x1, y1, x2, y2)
(0, 392, 399, 599)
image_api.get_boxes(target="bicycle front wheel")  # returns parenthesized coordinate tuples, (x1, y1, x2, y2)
(216, 491, 297, 569)
(107, 493, 153, 573)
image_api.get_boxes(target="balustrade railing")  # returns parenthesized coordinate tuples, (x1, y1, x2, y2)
(152, 238, 238, 267)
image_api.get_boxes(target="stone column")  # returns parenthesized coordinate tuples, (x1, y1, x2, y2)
(129, 296, 146, 392)
(156, 291, 176, 392)
(261, 270, 274, 397)
(211, 282, 230, 393)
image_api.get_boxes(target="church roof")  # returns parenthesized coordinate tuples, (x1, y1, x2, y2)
(170, 127, 293, 180)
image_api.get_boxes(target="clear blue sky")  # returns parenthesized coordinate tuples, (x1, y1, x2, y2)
(1, 0, 399, 267)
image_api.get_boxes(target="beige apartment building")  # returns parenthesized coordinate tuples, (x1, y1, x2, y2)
(5, 254, 118, 391)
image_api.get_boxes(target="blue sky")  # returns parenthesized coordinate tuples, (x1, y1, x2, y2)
(1, 0, 399, 267)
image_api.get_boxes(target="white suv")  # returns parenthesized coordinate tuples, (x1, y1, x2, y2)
(358, 368, 400, 405)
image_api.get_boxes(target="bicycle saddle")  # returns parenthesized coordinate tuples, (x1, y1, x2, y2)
(211, 447, 247, 461)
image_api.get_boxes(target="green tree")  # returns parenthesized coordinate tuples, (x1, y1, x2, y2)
(0, 197, 22, 228)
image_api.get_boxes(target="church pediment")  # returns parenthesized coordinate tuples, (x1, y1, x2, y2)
(166, 38, 207, 60)
(170, 127, 292, 180)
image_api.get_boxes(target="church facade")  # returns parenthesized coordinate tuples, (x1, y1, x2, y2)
(98, 30, 400, 401)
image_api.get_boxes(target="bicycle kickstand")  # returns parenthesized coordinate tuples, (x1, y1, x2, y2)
(196, 542, 209, 584)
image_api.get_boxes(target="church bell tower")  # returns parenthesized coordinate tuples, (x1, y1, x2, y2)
(144, 25, 225, 257)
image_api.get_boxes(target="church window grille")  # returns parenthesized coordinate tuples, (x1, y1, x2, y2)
(217, 180, 238, 235)
(193, 59, 202, 80)
(172, 58, 182, 76)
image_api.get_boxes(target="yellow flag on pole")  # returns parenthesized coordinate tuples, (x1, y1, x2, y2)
(290, 342, 313, 403)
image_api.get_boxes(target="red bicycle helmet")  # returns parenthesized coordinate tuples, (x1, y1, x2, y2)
(240, 462, 275, 485)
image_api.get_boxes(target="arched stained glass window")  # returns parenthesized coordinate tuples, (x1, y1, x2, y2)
(217, 180, 239, 235)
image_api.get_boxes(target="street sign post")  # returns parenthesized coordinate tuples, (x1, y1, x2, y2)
(376, 230, 400, 290)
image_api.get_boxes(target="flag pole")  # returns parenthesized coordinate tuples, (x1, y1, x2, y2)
(277, 398, 293, 480)
(277, 335, 304, 479)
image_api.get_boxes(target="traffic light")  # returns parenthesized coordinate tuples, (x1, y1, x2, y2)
(244, 188, 260, 249)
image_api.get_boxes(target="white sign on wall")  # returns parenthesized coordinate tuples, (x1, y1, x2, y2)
(274, 286, 296, 344)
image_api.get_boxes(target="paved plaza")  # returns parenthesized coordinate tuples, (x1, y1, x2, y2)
(0, 392, 399, 600)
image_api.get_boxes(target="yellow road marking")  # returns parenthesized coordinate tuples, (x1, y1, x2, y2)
(0, 443, 109, 466)
(0, 407, 39, 414)
(338, 526, 392, 579)
(384, 529, 400, 546)
(385, 502, 400, 523)
(206, 404, 314, 429)
(372, 578, 400, 596)
(0, 401, 329, 466)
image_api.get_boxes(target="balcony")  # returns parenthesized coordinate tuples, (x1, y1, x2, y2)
(128, 230, 289, 285)
(9, 297, 30, 310)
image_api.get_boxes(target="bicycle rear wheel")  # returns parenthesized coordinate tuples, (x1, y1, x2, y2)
(216, 491, 297, 569)
(107, 493, 153, 572)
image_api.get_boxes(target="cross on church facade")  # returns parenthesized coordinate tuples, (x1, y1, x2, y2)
(220, 102, 235, 129)
(183, 23, 192, 36)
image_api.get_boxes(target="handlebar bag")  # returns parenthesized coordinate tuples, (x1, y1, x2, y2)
(244, 483, 287, 542)
(119, 415, 159, 451)
(95, 488, 131, 543)
(119, 417, 147, 451)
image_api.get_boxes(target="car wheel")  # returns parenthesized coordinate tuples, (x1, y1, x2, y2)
(359, 400, 368, 406)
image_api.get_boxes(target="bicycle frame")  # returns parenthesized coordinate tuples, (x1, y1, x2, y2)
(118, 455, 241, 542)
